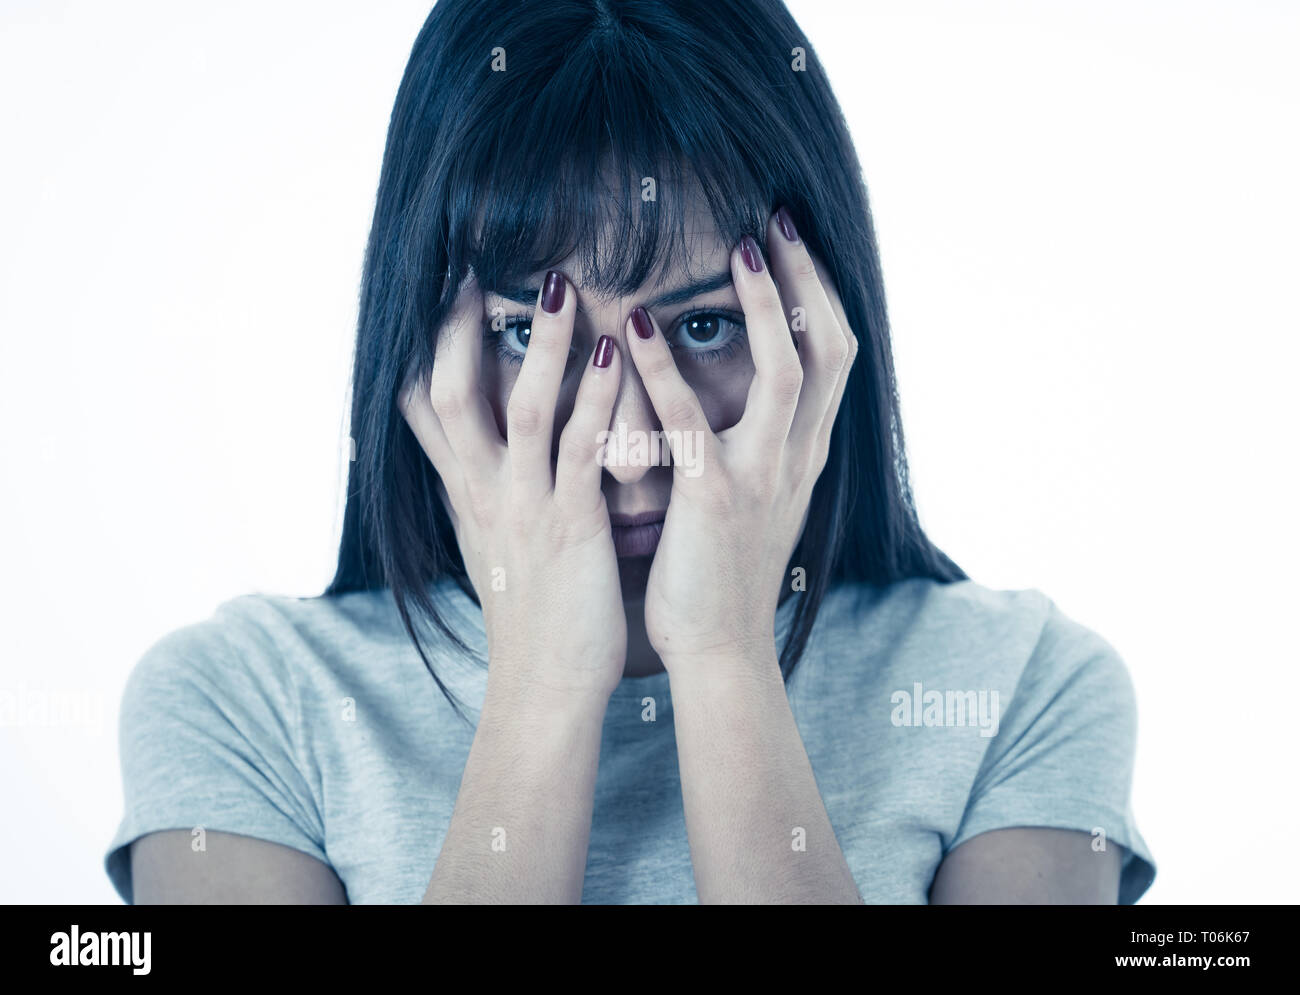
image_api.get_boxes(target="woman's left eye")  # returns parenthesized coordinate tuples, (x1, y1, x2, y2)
(485, 315, 535, 364)
(665, 310, 747, 361)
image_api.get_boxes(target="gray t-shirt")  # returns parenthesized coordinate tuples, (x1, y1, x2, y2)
(104, 576, 1156, 903)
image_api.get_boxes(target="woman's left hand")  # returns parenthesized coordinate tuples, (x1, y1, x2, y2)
(626, 207, 858, 672)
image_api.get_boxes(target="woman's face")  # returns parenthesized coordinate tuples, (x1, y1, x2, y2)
(473, 203, 757, 601)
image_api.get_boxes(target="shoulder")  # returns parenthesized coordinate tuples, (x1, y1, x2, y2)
(814, 577, 1054, 672)
(120, 587, 402, 721)
(809, 577, 1139, 742)
(120, 578, 487, 735)
(808, 578, 1154, 901)
(818, 575, 1054, 633)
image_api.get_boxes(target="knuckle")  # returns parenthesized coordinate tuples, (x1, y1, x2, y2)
(812, 442, 832, 476)
(789, 448, 816, 485)
(505, 484, 534, 517)
(507, 511, 534, 541)
(823, 337, 851, 374)
(662, 392, 700, 428)
(544, 513, 575, 545)
(734, 455, 776, 497)
(428, 383, 463, 421)
(773, 362, 804, 403)
(792, 255, 819, 283)
(467, 494, 496, 531)
(506, 397, 545, 437)
(397, 377, 421, 417)
(737, 472, 776, 510)
(753, 474, 781, 505)
(560, 432, 596, 468)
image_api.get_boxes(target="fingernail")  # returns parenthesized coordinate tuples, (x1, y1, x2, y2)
(776, 206, 799, 243)
(740, 235, 764, 273)
(541, 271, 565, 313)
(630, 306, 655, 339)
(593, 334, 615, 368)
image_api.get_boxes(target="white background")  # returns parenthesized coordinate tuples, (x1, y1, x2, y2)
(2, 0, 1296, 903)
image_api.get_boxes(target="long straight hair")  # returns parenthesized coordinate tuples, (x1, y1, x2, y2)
(327, 0, 966, 720)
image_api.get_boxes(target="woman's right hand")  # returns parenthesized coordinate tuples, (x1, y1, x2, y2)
(399, 270, 627, 707)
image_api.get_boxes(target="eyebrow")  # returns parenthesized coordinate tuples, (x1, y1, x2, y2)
(491, 269, 734, 312)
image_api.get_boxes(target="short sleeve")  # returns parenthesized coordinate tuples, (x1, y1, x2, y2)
(945, 599, 1157, 903)
(104, 607, 329, 903)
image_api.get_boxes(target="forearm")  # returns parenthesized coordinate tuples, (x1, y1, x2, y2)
(667, 652, 862, 904)
(423, 674, 608, 904)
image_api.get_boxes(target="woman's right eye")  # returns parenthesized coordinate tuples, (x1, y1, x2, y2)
(486, 315, 581, 371)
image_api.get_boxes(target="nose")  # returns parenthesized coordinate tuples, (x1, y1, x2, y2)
(601, 340, 664, 485)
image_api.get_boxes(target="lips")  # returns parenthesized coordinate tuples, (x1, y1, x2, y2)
(610, 511, 666, 558)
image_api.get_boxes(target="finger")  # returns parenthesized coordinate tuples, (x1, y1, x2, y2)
(765, 208, 853, 455)
(554, 335, 621, 508)
(731, 233, 803, 447)
(808, 253, 858, 463)
(399, 366, 456, 475)
(428, 272, 503, 483)
(506, 270, 575, 494)
(623, 306, 717, 473)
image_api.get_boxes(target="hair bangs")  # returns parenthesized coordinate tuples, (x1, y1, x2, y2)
(436, 23, 777, 305)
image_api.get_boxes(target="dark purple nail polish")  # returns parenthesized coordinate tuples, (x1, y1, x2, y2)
(740, 235, 764, 273)
(541, 271, 565, 313)
(593, 334, 615, 368)
(776, 206, 799, 243)
(630, 306, 654, 339)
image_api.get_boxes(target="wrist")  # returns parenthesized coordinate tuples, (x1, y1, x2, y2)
(483, 667, 614, 725)
(661, 644, 783, 692)
(657, 626, 778, 671)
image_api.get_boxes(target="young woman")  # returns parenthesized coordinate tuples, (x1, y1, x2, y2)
(106, 0, 1156, 904)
